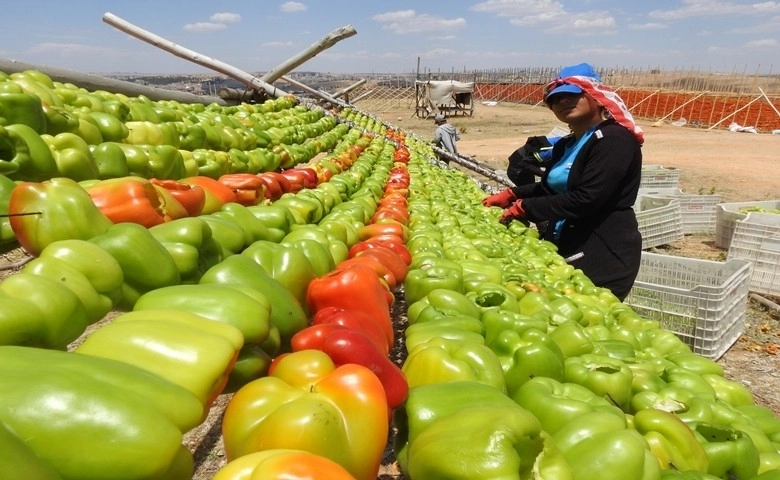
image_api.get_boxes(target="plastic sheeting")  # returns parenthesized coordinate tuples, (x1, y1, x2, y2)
(419, 80, 474, 106)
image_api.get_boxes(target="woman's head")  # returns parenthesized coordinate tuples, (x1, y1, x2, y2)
(544, 63, 602, 108)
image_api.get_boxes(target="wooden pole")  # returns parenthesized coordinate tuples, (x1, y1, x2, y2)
(707, 94, 763, 130)
(279, 75, 346, 107)
(102, 12, 287, 98)
(0, 58, 225, 105)
(331, 79, 367, 99)
(652, 91, 709, 126)
(758, 87, 780, 119)
(260, 25, 357, 83)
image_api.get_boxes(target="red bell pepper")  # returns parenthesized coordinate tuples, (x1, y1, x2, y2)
(353, 245, 409, 284)
(322, 329, 408, 409)
(150, 179, 206, 217)
(306, 263, 395, 349)
(180, 176, 237, 214)
(218, 173, 266, 206)
(213, 449, 359, 480)
(349, 235, 412, 266)
(336, 256, 397, 290)
(311, 306, 391, 355)
(85, 176, 167, 228)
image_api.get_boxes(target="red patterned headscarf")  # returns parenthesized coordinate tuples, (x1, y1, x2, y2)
(544, 76, 644, 145)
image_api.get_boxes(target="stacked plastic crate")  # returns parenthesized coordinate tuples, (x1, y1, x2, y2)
(625, 252, 751, 359)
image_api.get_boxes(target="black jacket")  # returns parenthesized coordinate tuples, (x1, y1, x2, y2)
(512, 120, 642, 300)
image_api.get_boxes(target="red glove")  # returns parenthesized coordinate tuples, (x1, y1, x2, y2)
(482, 188, 517, 207)
(500, 200, 526, 225)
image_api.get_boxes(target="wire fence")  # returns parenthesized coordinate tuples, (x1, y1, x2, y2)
(311, 66, 780, 132)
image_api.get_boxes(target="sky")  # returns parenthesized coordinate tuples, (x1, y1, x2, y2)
(1, 1, 778, 76)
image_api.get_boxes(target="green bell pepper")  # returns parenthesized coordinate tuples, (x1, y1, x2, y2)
(479, 308, 549, 345)
(0, 272, 89, 349)
(0, 173, 17, 246)
(465, 281, 521, 314)
(89, 142, 130, 179)
(246, 203, 298, 243)
(549, 319, 596, 358)
(404, 317, 486, 352)
(89, 222, 181, 310)
(148, 216, 224, 283)
(406, 288, 481, 324)
(199, 213, 248, 257)
(40, 132, 100, 181)
(87, 111, 129, 142)
(633, 407, 710, 472)
(0, 345, 196, 480)
(512, 376, 626, 434)
(403, 263, 464, 304)
(133, 283, 272, 347)
(0, 92, 47, 133)
(691, 422, 760, 480)
(563, 353, 634, 409)
(559, 426, 661, 480)
(0, 123, 59, 180)
(488, 327, 566, 396)
(75, 309, 243, 407)
(119, 143, 187, 180)
(0, 420, 63, 480)
(241, 239, 316, 309)
(394, 381, 553, 478)
(199, 254, 308, 352)
(404, 406, 548, 480)
(402, 336, 506, 392)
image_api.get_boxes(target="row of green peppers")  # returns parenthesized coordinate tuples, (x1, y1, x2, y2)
(1, 69, 356, 182)
(0, 132, 403, 478)
(389, 144, 780, 480)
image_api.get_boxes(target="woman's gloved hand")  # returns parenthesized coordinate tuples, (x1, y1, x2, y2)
(482, 188, 518, 207)
(499, 200, 527, 225)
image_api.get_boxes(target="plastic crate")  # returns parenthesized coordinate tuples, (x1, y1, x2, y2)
(634, 195, 684, 249)
(625, 252, 751, 359)
(640, 165, 680, 190)
(714, 199, 780, 249)
(727, 212, 780, 296)
(639, 188, 722, 234)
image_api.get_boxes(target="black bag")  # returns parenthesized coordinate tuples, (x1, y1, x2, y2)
(506, 136, 553, 186)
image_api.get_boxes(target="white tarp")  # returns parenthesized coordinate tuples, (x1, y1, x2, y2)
(421, 80, 474, 106)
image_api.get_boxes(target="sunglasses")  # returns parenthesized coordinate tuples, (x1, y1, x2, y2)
(545, 92, 584, 107)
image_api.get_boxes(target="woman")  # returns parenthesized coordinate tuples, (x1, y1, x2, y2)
(482, 63, 644, 301)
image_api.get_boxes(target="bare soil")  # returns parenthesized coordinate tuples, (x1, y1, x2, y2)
(1, 102, 778, 479)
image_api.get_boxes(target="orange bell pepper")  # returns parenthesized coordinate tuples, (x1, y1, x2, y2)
(221, 350, 389, 480)
(85, 176, 167, 228)
(213, 449, 358, 480)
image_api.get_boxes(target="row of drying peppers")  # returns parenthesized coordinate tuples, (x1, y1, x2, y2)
(383, 142, 780, 480)
(3, 71, 780, 479)
(0, 116, 416, 479)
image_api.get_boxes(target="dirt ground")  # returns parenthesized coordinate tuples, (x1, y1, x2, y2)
(1, 102, 778, 479)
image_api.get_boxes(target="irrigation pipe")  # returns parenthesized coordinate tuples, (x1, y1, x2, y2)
(750, 293, 780, 314)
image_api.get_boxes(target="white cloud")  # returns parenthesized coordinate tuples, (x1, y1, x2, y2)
(280, 2, 307, 13)
(27, 42, 116, 56)
(649, 0, 780, 20)
(629, 22, 669, 30)
(470, 0, 566, 17)
(183, 22, 227, 32)
(542, 11, 617, 35)
(372, 10, 466, 34)
(744, 38, 779, 48)
(210, 12, 241, 24)
(262, 41, 294, 47)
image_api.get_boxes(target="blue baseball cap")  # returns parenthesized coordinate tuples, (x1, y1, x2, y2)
(545, 63, 602, 100)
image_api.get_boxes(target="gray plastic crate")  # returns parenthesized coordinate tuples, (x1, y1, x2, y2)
(714, 199, 780, 249)
(640, 165, 681, 190)
(625, 252, 751, 359)
(638, 188, 722, 234)
(727, 212, 780, 297)
(634, 196, 684, 249)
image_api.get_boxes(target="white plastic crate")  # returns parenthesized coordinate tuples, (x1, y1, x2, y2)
(714, 199, 780, 249)
(625, 252, 751, 359)
(640, 165, 681, 190)
(634, 196, 684, 249)
(727, 212, 780, 297)
(639, 188, 722, 234)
